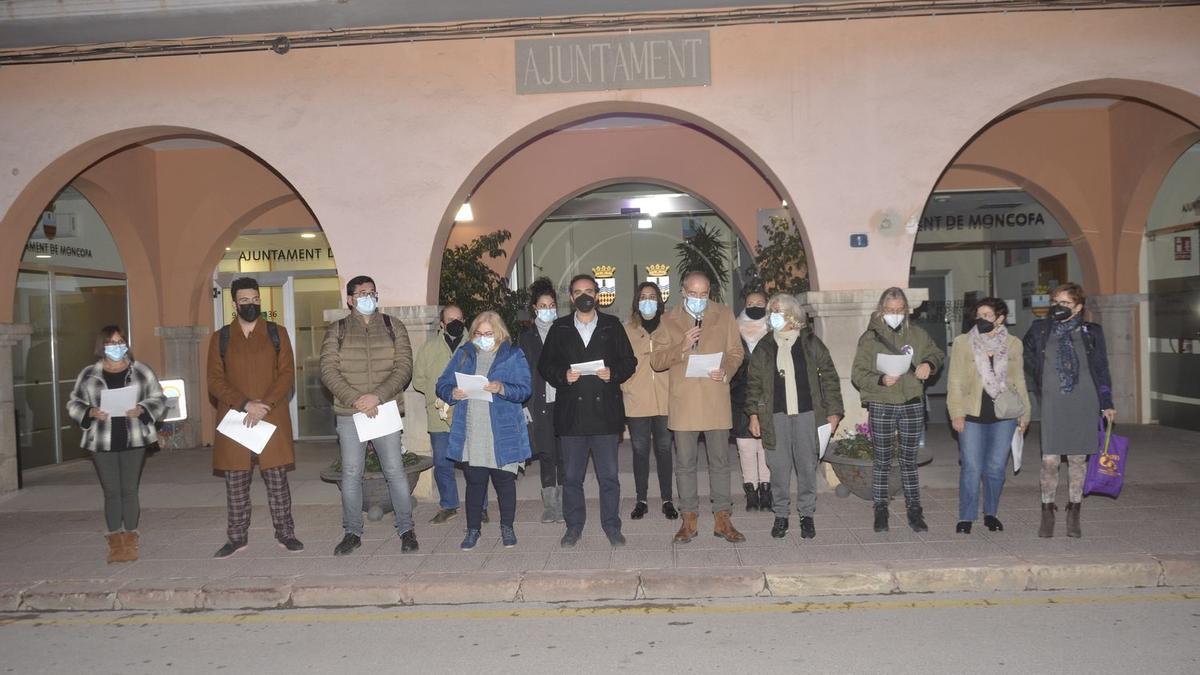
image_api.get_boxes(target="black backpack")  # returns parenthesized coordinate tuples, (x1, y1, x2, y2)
(218, 321, 280, 363)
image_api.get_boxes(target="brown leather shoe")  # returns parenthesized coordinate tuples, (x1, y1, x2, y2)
(105, 533, 122, 564)
(713, 510, 746, 543)
(673, 512, 698, 543)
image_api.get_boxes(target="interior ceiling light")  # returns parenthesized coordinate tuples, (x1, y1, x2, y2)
(455, 202, 474, 222)
(300, 232, 317, 239)
(36, 254, 51, 259)
(638, 219, 653, 230)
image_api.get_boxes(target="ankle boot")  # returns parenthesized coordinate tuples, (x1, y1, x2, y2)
(873, 504, 889, 532)
(713, 510, 746, 543)
(757, 482, 773, 511)
(1065, 502, 1081, 538)
(906, 505, 928, 532)
(1038, 503, 1056, 538)
(105, 533, 122, 564)
(540, 486, 557, 523)
(743, 482, 759, 511)
(674, 512, 699, 543)
(122, 531, 140, 562)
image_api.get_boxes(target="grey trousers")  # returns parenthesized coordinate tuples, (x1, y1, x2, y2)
(766, 411, 819, 518)
(93, 448, 146, 532)
(673, 429, 734, 513)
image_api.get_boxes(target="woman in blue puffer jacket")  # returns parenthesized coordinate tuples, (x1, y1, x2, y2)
(437, 310, 532, 551)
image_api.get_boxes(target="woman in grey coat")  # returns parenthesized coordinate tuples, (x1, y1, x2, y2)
(66, 325, 166, 564)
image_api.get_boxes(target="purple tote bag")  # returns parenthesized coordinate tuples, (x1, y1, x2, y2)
(1084, 418, 1127, 498)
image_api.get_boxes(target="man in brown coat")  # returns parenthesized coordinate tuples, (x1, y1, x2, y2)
(651, 271, 746, 544)
(206, 277, 303, 558)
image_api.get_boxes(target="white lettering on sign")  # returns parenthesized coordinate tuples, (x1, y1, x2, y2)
(517, 31, 710, 94)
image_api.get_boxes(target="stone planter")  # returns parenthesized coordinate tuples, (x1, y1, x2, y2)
(320, 454, 434, 521)
(823, 445, 934, 501)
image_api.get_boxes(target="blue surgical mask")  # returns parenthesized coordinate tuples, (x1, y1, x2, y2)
(685, 297, 708, 316)
(769, 312, 787, 331)
(104, 344, 128, 362)
(473, 336, 496, 351)
(638, 299, 658, 318)
(535, 308, 557, 324)
(355, 296, 377, 315)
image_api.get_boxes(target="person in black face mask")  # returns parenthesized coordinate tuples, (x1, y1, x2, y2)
(731, 290, 772, 513)
(538, 274, 638, 549)
(413, 304, 487, 525)
(947, 298, 1030, 535)
(1022, 283, 1115, 539)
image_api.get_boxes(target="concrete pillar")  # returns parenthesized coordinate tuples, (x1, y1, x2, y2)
(154, 325, 211, 449)
(0, 323, 33, 494)
(1087, 293, 1144, 424)
(323, 305, 442, 501)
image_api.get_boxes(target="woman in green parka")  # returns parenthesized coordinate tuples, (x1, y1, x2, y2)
(851, 287, 945, 534)
(746, 294, 844, 540)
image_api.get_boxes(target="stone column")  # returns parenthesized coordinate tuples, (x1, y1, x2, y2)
(0, 323, 33, 494)
(154, 325, 211, 449)
(1087, 293, 1145, 424)
(799, 289, 929, 490)
(324, 305, 442, 501)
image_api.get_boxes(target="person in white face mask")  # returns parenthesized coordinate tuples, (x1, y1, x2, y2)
(621, 281, 678, 522)
(517, 277, 565, 523)
(320, 275, 418, 557)
(851, 286, 944, 534)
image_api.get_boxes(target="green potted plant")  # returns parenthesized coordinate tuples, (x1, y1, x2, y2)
(439, 229, 529, 338)
(823, 422, 933, 500)
(320, 443, 434, 521)
(675, 221, 731, 302)
(749, 214, 810, 295)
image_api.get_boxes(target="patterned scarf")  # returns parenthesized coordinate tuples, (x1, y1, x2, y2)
(1053, 313, 1083, 394)
(736, 311, 769, 353)
(969, 324, 1009, 398)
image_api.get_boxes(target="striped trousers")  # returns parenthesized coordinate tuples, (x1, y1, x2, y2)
(867, 401, 925, 508)
(225, 466, 295, 545)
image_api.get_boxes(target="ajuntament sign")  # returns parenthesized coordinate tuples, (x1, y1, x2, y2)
(516, 31, 710, 94)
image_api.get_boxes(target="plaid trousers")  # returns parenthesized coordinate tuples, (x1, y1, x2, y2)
(867, 401, 925, 507)
(225, 466, 295, 544)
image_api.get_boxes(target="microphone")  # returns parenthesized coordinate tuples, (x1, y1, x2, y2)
(693, 317, 702, 351)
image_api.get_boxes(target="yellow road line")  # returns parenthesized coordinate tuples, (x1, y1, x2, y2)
(1, 592, 1195, 628)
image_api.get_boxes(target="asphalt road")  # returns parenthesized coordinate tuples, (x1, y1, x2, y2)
(2, 588, 1197, 674)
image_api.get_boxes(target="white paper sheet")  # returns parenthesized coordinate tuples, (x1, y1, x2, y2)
(99, 386, 139, 416)
(875, 353, 913, 377)
(685, 352, 724, 378)
(544, 382, 556, 404)
(352, 399, 404, 443)
(818, 423, 832, 459)
(455, 372, 494, 402)
(1011, 426, 1024, 473)
(216, 409, 277, 454)
(570, 359, 606, 376)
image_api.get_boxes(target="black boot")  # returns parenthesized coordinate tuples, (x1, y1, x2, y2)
(771, 517, 788, 538)
(757, 482, 773, 511)
(743, 483, 759, 511)
(906, 505, 928, 533)
(873, 504, 889, 532)
(1038, 503, 1056, 538)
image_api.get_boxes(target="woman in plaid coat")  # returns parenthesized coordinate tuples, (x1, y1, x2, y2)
(66, 325, 166, 564)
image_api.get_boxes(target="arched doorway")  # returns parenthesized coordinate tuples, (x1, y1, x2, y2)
(14, 186, 129, 469)
(511, 182, 755, 312)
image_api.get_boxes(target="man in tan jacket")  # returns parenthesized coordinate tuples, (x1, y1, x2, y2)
(651, 271, 746, 544)
(320, 275, 417, 556)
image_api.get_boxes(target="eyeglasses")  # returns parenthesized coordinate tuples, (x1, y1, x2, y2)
(103, 340, 127, 346)
(352, 292, 378, 300)
(472, 331, 495, 338)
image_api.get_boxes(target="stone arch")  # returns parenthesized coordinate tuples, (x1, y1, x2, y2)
(428, 102, 804, 304)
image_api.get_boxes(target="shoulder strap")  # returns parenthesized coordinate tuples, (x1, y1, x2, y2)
(336, 318, 347, 349)
(265, 321, 281, 354)
(382, 314, 396, 343)
(870, 328, 905, 356)
(218, 325, 230, 362)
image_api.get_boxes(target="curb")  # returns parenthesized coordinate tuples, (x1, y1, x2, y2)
(4, 553, 1197, 612)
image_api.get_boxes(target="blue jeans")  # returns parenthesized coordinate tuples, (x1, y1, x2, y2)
(336, 416, 414, 536)
(958, 418, 1018, 521)
(429, 431, 485, 511)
